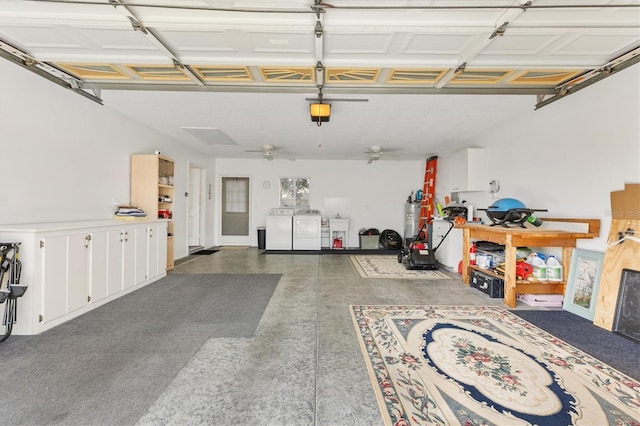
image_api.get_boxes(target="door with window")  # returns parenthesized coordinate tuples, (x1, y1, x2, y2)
(220, 177, 250, 246)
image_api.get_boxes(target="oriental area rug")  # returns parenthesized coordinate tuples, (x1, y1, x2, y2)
(350, 305, 640, 425)
(350, 256, 452, 280)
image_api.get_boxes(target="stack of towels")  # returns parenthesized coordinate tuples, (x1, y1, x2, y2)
(114, 206, 147, 218)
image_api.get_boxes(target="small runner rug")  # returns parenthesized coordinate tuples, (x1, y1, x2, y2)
(350, 305, 640, 425)
(350, 255, 451, 279)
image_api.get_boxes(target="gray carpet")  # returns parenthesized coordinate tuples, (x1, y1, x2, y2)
(0, 273, 280, 426)
(512, 309, 640, 380)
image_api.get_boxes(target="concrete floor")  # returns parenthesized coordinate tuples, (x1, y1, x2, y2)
(136, 248, 536, 426)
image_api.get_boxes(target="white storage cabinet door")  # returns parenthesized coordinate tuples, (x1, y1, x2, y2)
(89, 230, 109, 303)
(41, 235, 68, 324)
(66, 233, 90, 313)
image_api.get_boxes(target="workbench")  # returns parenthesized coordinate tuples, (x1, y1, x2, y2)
(461, 218, 600, 308)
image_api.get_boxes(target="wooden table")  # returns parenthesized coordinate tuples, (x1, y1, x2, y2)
(460, 218, 600, 308)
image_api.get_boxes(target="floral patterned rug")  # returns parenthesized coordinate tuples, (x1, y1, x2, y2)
(351, 305, 640, 425)
(350, 256, 452, 279)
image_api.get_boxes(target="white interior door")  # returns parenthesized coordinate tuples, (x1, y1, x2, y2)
(188, 166, 201, 247)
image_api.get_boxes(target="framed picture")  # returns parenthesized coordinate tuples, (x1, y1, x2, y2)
(563, 249, 604, 320)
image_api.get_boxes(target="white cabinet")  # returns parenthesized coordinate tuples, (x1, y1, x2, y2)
(0, 220, 167, 335)
(41, 235, 69, 323)
(432, 219, 463, 269)
(149, 222, 168, 277)
(134, 226, 148, 285)
(449, 147, 487, 192)
(89, 230, 108, 303)
(40, 232, 91, 323)
(66, 233, 90, 313)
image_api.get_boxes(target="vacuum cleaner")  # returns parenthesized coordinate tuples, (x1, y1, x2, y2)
(397, 219, 454, 270)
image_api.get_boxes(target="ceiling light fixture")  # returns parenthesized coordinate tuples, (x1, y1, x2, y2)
(310, 103, 330, 126)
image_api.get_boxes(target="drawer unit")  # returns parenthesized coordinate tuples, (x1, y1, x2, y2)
(470, 269, 504, 298)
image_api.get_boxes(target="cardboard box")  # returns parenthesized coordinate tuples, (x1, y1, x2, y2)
(625, 183, 640, 218)
(610, 183, 640, 220)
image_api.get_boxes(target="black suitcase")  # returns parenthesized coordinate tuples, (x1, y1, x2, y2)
(470, 269, 504, 298)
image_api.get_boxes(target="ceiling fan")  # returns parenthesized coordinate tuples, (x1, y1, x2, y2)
(364, 145, 396, 164)
(367, 145, 387, 164)
(244, 144, 294, 161)
(244, 144, 276, 160)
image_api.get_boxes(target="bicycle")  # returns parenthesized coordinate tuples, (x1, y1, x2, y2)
(0, 242, 27, 342)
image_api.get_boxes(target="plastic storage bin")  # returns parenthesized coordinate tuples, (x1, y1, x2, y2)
(360, 235, 379, 249)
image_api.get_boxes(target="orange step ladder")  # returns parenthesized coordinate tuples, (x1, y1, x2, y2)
(419, 156, 438, 234)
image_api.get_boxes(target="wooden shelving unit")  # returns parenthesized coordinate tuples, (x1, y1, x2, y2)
(130, 154, 175, 271)
(461, 218, 600, 308)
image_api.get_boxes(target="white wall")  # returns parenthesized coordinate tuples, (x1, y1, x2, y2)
(438, 64, 640, 251)
(0, 60, 216, 260)
(215, 158, 424, 247)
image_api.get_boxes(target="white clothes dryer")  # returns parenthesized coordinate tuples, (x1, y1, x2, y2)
(293, 209, 322, 250)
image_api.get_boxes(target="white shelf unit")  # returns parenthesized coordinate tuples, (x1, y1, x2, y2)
(130, 154, 175, 270)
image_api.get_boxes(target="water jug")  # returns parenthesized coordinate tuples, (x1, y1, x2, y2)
(528, 255, 547, 281)
(546, 255, 563, 281)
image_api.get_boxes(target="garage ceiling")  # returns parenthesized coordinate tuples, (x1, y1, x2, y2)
(1, 0, 639, 160)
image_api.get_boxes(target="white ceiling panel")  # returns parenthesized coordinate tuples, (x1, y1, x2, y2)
(79, 28, 158, 51)
(0, 25, 83, 50)
(554, 34, 640, 56)
(325, 33, 394, 55)
(403, 33, 479, 55)
(248, 31, 312, 54)
(480, 35, 561, 56)
(158, 29, 236, 54)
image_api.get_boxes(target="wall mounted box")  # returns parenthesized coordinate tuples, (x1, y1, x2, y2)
(448, 147, 487, 193)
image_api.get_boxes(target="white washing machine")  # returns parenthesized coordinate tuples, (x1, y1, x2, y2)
(293, 209, 322, 250)
(266, 208, 294, 250)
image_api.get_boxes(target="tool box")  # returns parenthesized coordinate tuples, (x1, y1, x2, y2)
(470, 269, 504, 298)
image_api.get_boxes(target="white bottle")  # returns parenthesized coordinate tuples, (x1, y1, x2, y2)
(546, 255, 563, 281)
(529, 255, 547, 281)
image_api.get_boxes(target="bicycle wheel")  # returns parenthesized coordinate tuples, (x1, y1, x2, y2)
(1, 298, 15, 343)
